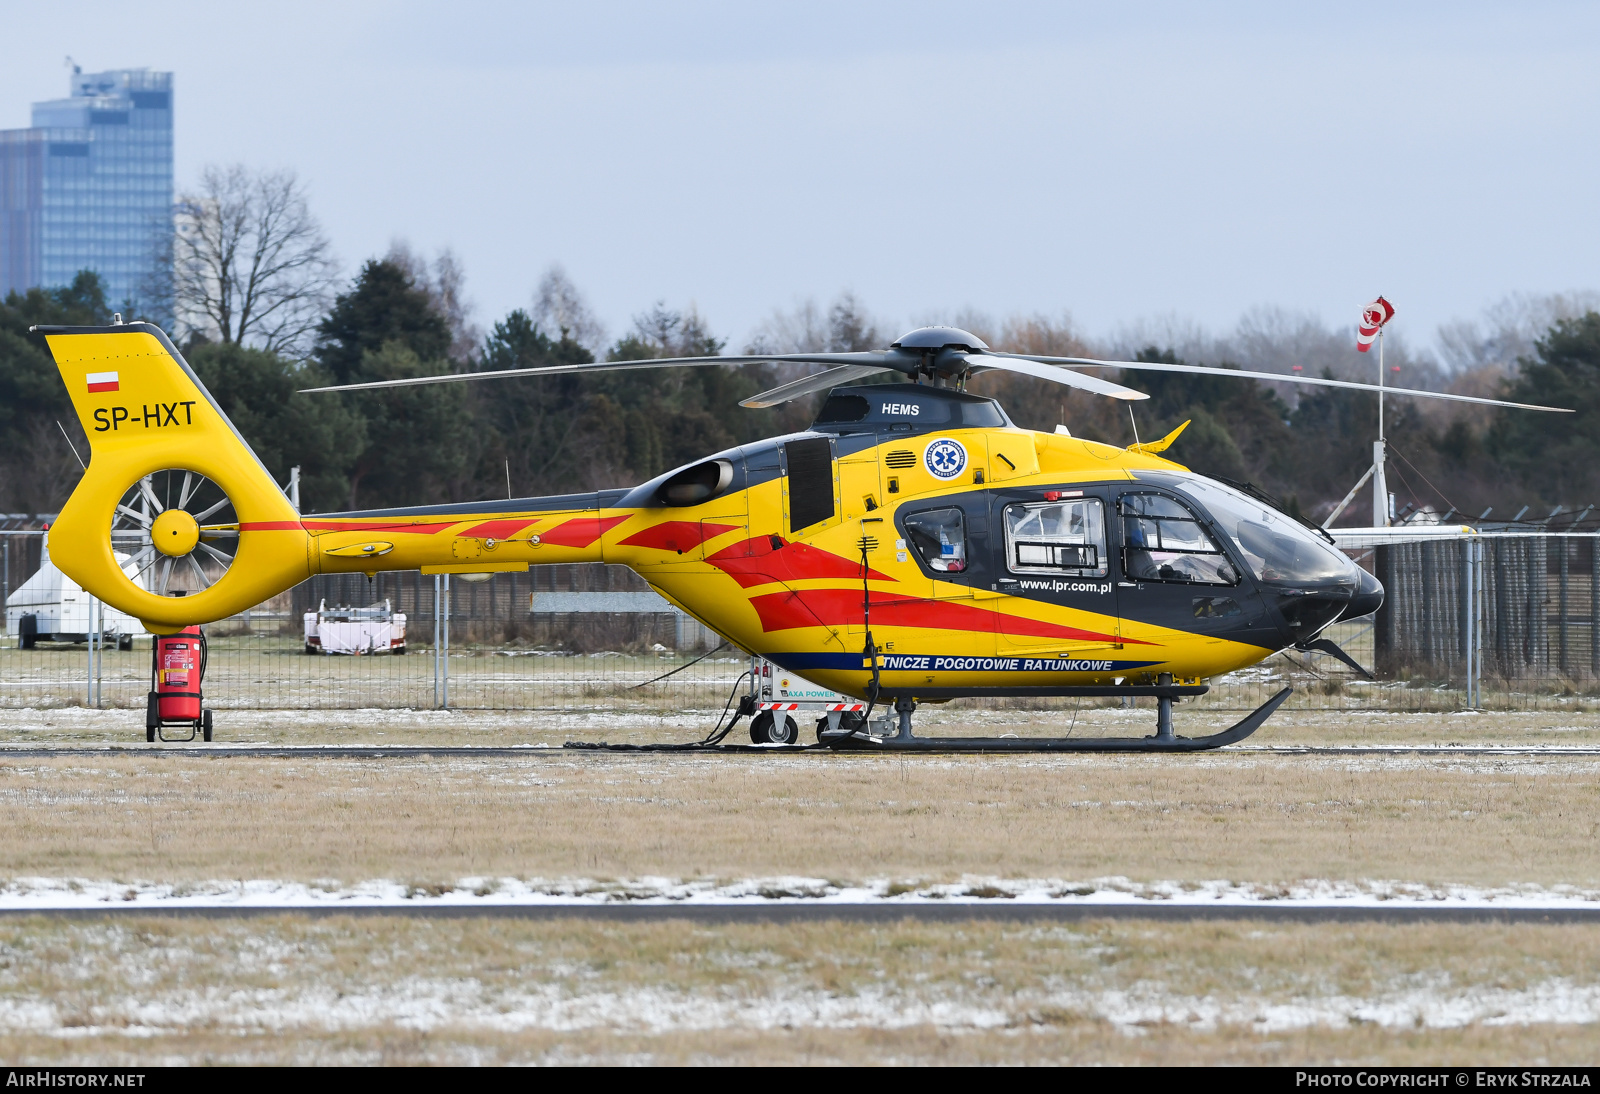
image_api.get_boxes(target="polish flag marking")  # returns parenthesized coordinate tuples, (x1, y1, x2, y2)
(86, 371, 119, 393)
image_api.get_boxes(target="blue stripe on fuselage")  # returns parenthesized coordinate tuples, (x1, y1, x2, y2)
(766, 652, 1163, 674)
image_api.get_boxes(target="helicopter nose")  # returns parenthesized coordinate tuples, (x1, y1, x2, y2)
(1344, 566, 1384, 620)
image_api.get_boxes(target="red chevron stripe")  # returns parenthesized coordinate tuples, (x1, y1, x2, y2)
(539, 514, 630, 548)
(747, 587, 1139, 644)
(619, 520, 741, 553)
(706, 536, 894, 588)
(459, 519, 537, 540)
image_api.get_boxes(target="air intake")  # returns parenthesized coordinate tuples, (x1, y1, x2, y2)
(884, 450, 916, 468)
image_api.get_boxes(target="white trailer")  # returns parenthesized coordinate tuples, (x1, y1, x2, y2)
(303, 599, 407, 655)
(5, 545, 147, 649)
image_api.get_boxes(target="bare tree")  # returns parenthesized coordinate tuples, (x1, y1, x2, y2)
(386, 240, 482, 364)
(745, 292, 881, 354)
(995, 312, 1090, 357)
(532, 265, 607, 352)
(744, 299, 828, 354)
(1438, 291, 1600, 374)
(169, 165, 337, 355)
(623, 302, 723, 358)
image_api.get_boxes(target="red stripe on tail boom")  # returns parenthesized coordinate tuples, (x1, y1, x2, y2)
(539, 514, 630, 548)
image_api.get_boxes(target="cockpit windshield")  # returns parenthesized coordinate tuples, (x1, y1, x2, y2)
(1142, 474, 1358, 588)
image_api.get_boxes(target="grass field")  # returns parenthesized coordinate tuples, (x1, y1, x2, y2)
(1, 916, 1598, 1065)
(0, 716, 1598, 886)
(4, 699, 1600, 748)
(2, 706, 1598, 1064)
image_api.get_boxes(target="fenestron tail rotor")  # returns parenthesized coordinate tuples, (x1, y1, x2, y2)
(109, 470, 238, 597)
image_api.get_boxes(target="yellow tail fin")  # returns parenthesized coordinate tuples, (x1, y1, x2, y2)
(36, 322, 312, 632)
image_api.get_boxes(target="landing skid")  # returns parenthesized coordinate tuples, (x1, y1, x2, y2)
(820, 687, 1292, 753)
(564, 687, 1292, 755)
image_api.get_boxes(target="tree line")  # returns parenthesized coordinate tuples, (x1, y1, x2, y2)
(1, 161, 1597, 524)
(0, 260, 810, 516)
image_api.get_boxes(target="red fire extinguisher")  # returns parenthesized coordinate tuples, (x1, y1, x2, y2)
(147, 625, 212, 742)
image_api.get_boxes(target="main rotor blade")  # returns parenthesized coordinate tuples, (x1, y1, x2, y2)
(962, 354, 1150, 402)
(989, 353, 1572, 413)
(739, 364, 898, 409)
(298, 352, 894, 394)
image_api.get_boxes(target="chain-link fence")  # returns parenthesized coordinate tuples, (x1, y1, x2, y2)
(1193, 533, 1600, 714)
(3, 536, 1597, 715)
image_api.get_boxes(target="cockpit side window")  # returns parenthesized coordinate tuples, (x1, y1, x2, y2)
(1148, 474, 1357, 587)
(1003, 499, 1108, 578)
(1120, 493, 1239, 586)
(902, 507, 967, 573)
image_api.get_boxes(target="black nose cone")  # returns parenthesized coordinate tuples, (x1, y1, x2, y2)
(1346, 566, 1384, 620)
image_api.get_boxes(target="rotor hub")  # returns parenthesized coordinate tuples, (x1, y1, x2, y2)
(151, 507, 200, 557)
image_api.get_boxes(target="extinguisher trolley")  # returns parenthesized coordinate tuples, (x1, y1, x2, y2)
(146, 625, 212, 742)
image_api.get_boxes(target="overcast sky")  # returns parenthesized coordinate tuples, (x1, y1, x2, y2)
(3, 1, 1597, 354)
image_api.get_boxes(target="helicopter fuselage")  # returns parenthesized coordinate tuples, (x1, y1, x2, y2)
(299, 383, 1382, 700)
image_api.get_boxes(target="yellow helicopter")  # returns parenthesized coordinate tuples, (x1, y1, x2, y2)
(32, 320, 1569, 750)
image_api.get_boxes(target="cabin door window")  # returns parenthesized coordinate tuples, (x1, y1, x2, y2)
(902, 508, 967, 573)
(1003, 499, 1108, 579)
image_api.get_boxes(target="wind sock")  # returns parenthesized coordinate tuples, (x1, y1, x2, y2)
(1356, 296, 1395, 352)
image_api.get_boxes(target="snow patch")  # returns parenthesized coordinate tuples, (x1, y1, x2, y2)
(0, 874, 1597, 911)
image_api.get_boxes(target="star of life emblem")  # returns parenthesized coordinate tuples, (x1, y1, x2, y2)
(924, 438, 967, 480)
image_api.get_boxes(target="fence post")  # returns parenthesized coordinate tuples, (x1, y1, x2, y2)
(1459, 538, 1471, 701)
(1559, 537, 1571, 677)
(1467, 539, 1482, 708)
(94, 598, 102, 708)
(1532, 538, 1548, 671)
(1420, 544, 1436, 670)
(433, 574, 442, 709)
(441, 574, 450, 709)
(85, 597, 94, 706)
(1374, 545, 1395, 677)
(1464, 541, 1474, 708)
(1493, 541, 1508, 670)
(1591, 536, 1599, 680)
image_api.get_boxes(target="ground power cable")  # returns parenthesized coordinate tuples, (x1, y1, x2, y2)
(563, 669, 753, 752)
(844, 537, 882, 747)
(692, 670, 756, 746)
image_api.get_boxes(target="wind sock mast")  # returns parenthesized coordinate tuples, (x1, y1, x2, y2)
(1320, 295, 1398, 530)
(1373, 321, 1388, 527)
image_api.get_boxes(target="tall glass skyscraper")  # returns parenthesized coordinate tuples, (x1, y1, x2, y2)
(0, 67, 174, 308)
